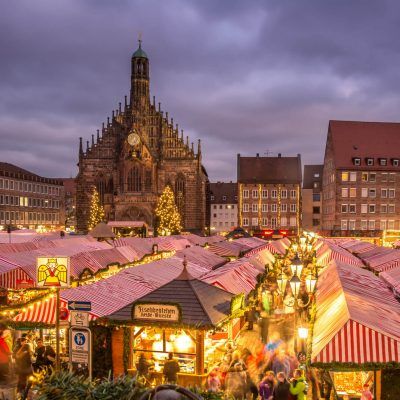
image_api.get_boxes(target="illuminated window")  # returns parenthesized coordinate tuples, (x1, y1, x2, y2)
(341, 172, 349, 182)
(350, 172, 357, 182)
(341, 188, 349, 198)
(361, 204, 368, 214)
(349, 188, 357, 198)
(361, 220, 368, 230)
(362, 172, 368, 182)
(361, 188, 368, 198)
(341, 220, 348, 230)
(251, 217, 258, 226)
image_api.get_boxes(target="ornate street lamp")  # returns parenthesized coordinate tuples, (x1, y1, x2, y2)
(289, 274, 301, 298)
(305, 275, 318, 294)
(277, 274, 288, 294)
(290, 254, 303, 277)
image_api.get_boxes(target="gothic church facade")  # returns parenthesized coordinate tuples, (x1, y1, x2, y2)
(76, 42, 208, 233)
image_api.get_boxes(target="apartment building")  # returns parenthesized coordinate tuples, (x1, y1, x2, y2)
(209, 182, 237, 233)
(302, 165, 323, 231)
(0, 163, 64, 230)
(322, 120, 400, 234)
(237, 153, 302, 233)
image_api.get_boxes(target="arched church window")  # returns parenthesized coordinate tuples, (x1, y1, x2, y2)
(175, 175, 185, 219)
(145, 169, 152, 192)
(97, 177, 106, 205)
(106, 177, 113, 194)
(119, 170, 124, 193)
(127, 165, 142, 192)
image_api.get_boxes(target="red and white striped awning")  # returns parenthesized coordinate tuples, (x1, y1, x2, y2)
(13, 297, 97, 325)
(312, 261, 400, 364)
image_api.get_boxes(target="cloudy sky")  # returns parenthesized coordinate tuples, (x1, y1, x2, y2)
(1, 0, 400, 181)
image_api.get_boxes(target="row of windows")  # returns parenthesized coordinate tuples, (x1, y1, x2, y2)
(0, 195, 60, 209)
(242, 217, 297, 228)
(0, 179, 61, 195)
(341, 171, 396, 183)
(212, 213, 236, 219)
(352, 157, 399, 167)
(212, 204, 235, 210)
(213, 221, 236, 228)
(341, 187, 396, 198)
(341, 203, 395, 214)
(341, 219, 397, 230)
(242, 189, 297, 199)
(210, 196, 238, 202)
(0, 211, 60, 224)
(242, 203, 297, 212)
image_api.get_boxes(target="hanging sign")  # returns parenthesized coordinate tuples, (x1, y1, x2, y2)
(36, 257, 70, 288)
(133, 303, 180, 322)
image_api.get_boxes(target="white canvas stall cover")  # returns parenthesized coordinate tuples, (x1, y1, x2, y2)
(312, 260, 400, 363)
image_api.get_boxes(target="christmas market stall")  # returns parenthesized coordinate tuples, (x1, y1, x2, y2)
(101, 258, 239, 386)
(310, 260, 400, 400)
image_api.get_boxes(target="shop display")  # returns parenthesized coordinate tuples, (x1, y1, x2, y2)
(332, 371, 373, 399)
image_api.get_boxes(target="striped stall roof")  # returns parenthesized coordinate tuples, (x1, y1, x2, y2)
(316, 241, 363, 268)
(175, 246, 226, 270)
(312, 260, 400, 364)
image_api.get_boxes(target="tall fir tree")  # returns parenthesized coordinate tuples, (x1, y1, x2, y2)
(155, 186, 182, 236)
(88, 187, 105, 230)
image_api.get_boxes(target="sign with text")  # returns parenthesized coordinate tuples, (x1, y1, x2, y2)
(36, 257, 69, 288)
(70, 311, 89, 327)
(133, 303, 180, 322)
(68, 301, 91, 311)
(69, 327, 92, 379)
(71, 329, 89, 352)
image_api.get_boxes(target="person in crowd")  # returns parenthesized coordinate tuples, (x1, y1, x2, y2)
(361, 383, 373, 400)
(224, 342, 234, 365)
(289, 369, 308, 400)
(259, 370, 276, 400)
(163, 353, 180, 384)
(15, 343, 33, 394)
(207, 368, 221, 392)
(272, 350, 291, 377)
(225, 361, 247, 399)
(43, 344, 56, 368)
(273, 371, 290, 400)
(0, 325, 11, 384)
(33, 339, 46, 371)
(137, 353, 150, 379)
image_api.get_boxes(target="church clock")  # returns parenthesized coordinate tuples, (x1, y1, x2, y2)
(127, 131, 141, 146)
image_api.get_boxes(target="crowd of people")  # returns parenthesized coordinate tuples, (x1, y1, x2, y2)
(205, 340, 308, 400)
(0, 324, 56, 395)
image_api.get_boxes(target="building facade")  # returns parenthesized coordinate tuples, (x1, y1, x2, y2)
(237, 153, 302, 233)
(0, 163, 64, 230)
(322, 120, 400, 235)
(76, 42, 208, 233)
(302, 165, 323, 232)
(209, 182, 237, 233)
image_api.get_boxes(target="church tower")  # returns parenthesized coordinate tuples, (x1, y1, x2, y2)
(130, 40, 150, 110)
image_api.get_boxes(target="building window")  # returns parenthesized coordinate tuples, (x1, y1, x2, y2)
(341, 188, 349, 198)
(313, 193, 321, 202)
(381, 189, 388, 198)
(382, 173, 388, 182)
(349, 220, 356, 230)
(281, 217, 287, 226)
(222, 195, 227, 201)
(127, 166, 142, 192)
(379, 158, 387, 166)
(388, 204, 395, 213)
(353, 158, 361, 166)
(349, 204, 356, 213)
(271, 218, 277, 228)
(262, 217, 268, 226)
(243, 190, 249, 199)
(369, 188, 376, 198)
(252, 190, 258, 199)
(252, 204, 258, 212)
(312, 219, 320, 226)
(361, 220, 368, 230)
(350, 172, 357, 182)
(381, 220, 387, 230)
(369, 220, 375, 230)
(389, 173, 396, 182)
(381, 204, 387, 213)
(289, 217, 297, 227)
(369, 204, 376, 213)
(290, 190, 296, 199)
(366, 158, 374, 166)
(243, 218, 249, 226)
(392, 159, 399, 167)
(281, 190, 287, 199)
(369, 173, 376, 182)
(213, 205, 217, 210)
(271, 204, 277, 213)
(388, 220, 395, 230)
(210, 195, 214, 201)
(312, 206, 320, 214)
(243, 203, 249, 212)
(281, 203, 287, 212)
(341, 172, 349, 182)
(290, 204, 296, 212)
(262, 204, 268, 213)
(341, 204, 348, 213)
(251, 217, 258, 227)
(361, 188, 368, 198)
(175, 175, 185, 217)
(262, 190, 268, 199)
(349, 188, 357, 198)
(213, 213, 217, 218)
(362, 172, 368, 182)
(271, 190, 277, 199)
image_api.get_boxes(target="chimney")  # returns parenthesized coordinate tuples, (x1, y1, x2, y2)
(278, 153, 282, 158)
(256, 153, 259, 157)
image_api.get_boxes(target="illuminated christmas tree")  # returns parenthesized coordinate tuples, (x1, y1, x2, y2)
(88, 187, 105, 231)
(155, 186, 182, 236)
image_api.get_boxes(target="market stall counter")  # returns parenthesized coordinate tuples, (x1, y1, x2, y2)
(103, 259, 241, 386)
